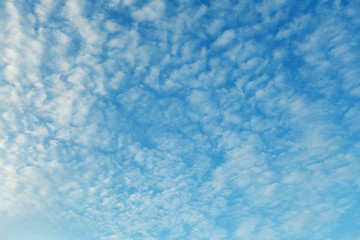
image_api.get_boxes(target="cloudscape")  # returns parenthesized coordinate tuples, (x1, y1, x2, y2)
(1, 0, 360, 239)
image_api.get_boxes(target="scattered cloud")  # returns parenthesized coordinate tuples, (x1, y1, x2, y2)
(1, 0, 359, 239)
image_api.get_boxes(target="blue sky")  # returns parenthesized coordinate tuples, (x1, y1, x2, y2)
(0, 0, 360, 239)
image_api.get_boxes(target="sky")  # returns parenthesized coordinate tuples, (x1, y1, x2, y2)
(0, 0, 360, 239)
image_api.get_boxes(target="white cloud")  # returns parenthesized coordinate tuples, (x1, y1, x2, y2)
(35, 0, 56, 23)
(132, 0, 165, 22)
(0, 0, 359, 239)
(213, 29, 235, 47)
(235, 217, 260, 239)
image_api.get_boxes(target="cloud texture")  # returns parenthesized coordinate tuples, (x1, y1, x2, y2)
(1, 0, 360, 239)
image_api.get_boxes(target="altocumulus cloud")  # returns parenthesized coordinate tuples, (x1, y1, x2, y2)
(1, 0, 360, 239)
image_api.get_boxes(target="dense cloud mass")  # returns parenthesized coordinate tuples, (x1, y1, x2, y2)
(1, 0, 360, 239)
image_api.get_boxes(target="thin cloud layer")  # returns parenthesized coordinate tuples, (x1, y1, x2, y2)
(1, 0, 360, 239)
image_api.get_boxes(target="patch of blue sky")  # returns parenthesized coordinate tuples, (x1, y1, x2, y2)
(1, 0, 360, 239)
